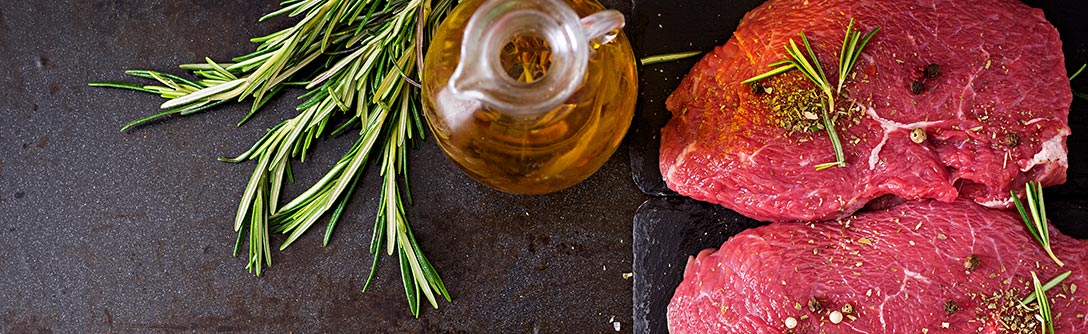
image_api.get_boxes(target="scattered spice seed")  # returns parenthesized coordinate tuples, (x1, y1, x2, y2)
(910, 80, 925, 94)
(965, 254, 981, 272)
(924, 64, 941, 78)
(829, 311, 844, 324)
(842, 303, 854, 314)
(808, 297, 824, 313)
(1004, 132, 1021, 147)
(785, 317, 798, 329)
(910, 128, 927, 143)
(944, 300, 959, 315)
(751, 82, 767, 95)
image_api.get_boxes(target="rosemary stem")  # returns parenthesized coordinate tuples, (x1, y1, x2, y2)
(1044, 248, 1065, 268)
(823, 90, 845, 167)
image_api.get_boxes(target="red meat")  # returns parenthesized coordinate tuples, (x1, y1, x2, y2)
(667, 200, 1088, 333)
(659, 0, 1070, 222)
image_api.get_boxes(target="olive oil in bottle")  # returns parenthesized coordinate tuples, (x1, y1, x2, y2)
(422, 0, 637, 194)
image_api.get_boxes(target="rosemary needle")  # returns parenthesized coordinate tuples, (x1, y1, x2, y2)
(1021, 270, 1071, 305)
(1072, 63, 1087, 100)
(1028, 272, 1056, 334)
(639, 51, 701, 65)
(90, 0, 456, 316)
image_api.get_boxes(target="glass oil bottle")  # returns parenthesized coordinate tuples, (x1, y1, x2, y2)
(422, 0, 638, 194)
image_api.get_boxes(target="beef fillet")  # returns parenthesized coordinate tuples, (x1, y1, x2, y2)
(659, 0, 1071, 222)
(668, 200, 1088, 333)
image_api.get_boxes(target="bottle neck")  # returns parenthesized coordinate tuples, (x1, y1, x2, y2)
(449, 0, 590, 116)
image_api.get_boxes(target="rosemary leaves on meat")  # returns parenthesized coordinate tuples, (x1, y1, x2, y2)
(742, 19, 879, 170)
(1011, 181, 1064, 267)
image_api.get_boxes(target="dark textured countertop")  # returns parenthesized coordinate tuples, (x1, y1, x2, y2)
(0, 1, 647, 332)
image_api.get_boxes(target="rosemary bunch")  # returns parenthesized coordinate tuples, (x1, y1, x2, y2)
(91, 0, 455, 316)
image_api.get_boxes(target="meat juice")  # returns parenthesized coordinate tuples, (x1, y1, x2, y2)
(422, 0, 637, 194)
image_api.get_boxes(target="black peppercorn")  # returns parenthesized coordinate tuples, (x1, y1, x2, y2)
(944, 300, 960, 315)
(751, 82, 766, 95)
(910, 81, 924, 95)
(807, 297, 823, 313)
(924, 64, 941, 79)
(1004, 133, 1021, 148)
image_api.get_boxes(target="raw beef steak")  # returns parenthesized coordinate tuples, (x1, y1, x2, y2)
(659, 0, 1071, 222)
(667, 200, 1088, 333)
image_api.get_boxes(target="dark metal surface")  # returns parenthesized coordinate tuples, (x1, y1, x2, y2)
(629, 0, 1088, 333)
(0, 0, 646, 333)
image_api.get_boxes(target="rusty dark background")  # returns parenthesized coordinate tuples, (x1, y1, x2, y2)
(0, 0, 649, 333)
(4, 0, 1085, 333)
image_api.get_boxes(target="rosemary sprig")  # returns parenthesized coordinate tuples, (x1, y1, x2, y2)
(1011, 181, 1065, 267)
(1028, 272, 1056, 334)
(1020, 270, 1071, 305)
(742, 19, 879, 170)
(88, 70, 233, 131)
(836, 19, 880, 95)
(91, 0, 455, 316)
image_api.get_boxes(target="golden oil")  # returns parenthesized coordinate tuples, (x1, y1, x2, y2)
(422, 0, 637, 194)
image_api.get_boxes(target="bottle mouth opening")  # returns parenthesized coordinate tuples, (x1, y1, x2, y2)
(449, 0, 589, 115)
(499, 34, 553, 84)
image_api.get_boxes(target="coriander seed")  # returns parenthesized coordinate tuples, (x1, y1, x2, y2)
(910, 128, 927, 143)
(964, 254, 980, 272)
